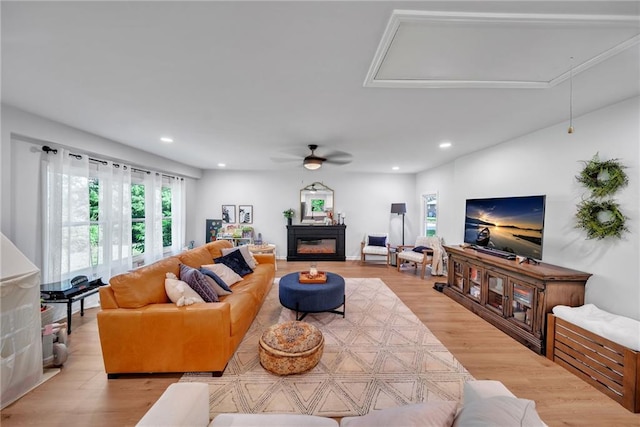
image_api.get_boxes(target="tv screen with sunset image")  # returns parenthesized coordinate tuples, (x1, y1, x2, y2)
(464, 195, 546, 260)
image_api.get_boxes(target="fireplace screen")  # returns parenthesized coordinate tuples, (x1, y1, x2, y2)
(296, 238, 336, 254)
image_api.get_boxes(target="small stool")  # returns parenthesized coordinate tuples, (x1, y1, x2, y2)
(259, 321, 324, 375)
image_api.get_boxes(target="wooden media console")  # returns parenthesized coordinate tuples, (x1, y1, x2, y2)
(443, 245, 591, 354)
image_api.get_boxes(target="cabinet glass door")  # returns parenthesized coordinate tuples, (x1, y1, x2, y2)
(485, 272, 506, 314)
(510, 280, 535, 329)
(451, 259, 465, 292)
(466, 265, 482, 301)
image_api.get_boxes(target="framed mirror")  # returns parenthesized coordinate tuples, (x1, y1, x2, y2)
(300, 182, 334, 223)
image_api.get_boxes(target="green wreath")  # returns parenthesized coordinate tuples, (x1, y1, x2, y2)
(575, 199, 628, 239)
(576, 154, 628, 198)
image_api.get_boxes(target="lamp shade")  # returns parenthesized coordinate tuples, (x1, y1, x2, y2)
(390, 203, 407, 214)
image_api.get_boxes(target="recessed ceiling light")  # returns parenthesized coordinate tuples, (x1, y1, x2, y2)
(392, 166, 400, 170)
(160, 137, 173, 143)
(439, 141, 452, 149)
(218, 163, 226, 168)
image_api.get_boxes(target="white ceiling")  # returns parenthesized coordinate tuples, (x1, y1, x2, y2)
(2, 1, 639, 174)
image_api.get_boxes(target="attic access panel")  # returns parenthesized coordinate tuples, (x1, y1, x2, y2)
(364, 10, 640, 88)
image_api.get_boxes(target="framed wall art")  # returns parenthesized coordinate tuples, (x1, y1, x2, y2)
(239, 205, 253, 224)
(222, 205, 236, 224)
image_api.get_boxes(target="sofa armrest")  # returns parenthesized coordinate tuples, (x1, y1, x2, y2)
(99, 285, 119, 309)
(463, 380, 516, 406)
(136, 382, 210, 427)
(253, 253, 275, 265)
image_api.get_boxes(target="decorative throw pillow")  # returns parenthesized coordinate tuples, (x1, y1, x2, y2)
(214, 250, 253, 277)
(221, 245, 258, 269)
(452, 396, 545, 427)
(179, 264, 219, 302)
(198, 267, 232, 295)
(341, 401, 457, 427)
(412, 245, 431, 253)
(164, 273, 204, 307)
(368, 235, 387, 247)
(201, 263, 243, 287)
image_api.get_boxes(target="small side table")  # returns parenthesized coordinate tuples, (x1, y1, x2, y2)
(41, 278, 105, 334)
(388, 246, 398, 267)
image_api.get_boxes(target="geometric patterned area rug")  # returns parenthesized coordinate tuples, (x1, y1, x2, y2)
(180, 278, 474, 418)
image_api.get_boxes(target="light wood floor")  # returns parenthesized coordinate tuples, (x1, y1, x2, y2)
(2, 261, 639, 426)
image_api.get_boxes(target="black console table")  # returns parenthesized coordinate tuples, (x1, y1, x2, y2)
(287, 225, 346, 261)
(41, 278, 105, 334)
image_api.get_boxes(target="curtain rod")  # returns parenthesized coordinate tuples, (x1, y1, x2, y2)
(41, 145, 183, 180)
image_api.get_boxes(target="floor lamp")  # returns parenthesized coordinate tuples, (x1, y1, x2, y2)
(390, 203, 407, 245)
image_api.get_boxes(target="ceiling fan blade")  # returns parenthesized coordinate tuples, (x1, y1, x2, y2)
(324, 158, 352, 165)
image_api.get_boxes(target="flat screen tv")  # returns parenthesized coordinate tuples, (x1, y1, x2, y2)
(464, 195, 546, 260)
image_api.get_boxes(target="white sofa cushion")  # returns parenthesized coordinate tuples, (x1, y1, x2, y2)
(340, 401, 457, 427)
(211, 413, 338, 427)
(362, 245, 389, 255)
(453, 396, 545, 427)
(136, 383, 209, 427)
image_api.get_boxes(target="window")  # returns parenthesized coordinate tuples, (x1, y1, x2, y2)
(162, 186, 172, 248)
(131, 183, 145, 256)
(423, 193, 437, 236)
(89, 177, 101, 267)
(130, 182, 172, 257)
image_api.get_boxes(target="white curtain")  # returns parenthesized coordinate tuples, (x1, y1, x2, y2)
(143, 171, 164, 264)
(171, 177, 186, 255)
(95, 161, 132, 279)
(41, 149, 90, 284)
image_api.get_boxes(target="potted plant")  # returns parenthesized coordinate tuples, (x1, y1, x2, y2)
(283, 208, 294, 226)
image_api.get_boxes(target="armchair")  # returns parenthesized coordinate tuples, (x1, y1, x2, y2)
(360, 233, 390, 264)
(396, 236, 446, 279)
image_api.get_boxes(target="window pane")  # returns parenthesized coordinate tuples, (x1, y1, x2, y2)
(162, 187, 172, 217)
(131, 184, 145, 219)
(162, 219, 172, 247)
(132, 221, 145, 256)
(90, 224, 102, 266)
(89, 178, 99, 221)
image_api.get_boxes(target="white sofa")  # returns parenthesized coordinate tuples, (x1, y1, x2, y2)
(136, 380, 546, 426)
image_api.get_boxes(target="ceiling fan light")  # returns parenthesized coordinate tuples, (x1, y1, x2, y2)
(304, 158, 323, 170)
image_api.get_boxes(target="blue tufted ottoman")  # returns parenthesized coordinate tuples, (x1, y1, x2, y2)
(279, 272, 345, 321)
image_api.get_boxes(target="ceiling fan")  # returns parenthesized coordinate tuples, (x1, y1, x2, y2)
(271, 144, 353, 170)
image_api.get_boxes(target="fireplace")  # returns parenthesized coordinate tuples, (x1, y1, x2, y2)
(287, 225, 346, 261)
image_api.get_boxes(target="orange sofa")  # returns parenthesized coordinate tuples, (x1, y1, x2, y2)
(97, 240, 275, 378)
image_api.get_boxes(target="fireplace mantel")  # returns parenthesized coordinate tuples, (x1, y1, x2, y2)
(286, 225, 346, 261)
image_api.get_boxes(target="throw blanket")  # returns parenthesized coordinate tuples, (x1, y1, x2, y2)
(553, 304, 640, 351)
(424, 236, 446, 276)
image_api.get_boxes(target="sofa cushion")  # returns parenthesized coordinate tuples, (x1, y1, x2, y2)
(201, 264, 242, 288)
(221, 245, 258, 269)
(165, 273, 204, 306)
(199, 268, 233, 295)
(179, 264, 219, 302)
(178, 245, 215, 268)
(340, 401, 457, 427)
(110, 256, 180, 308)
(204, 239, 234, 259)
(452, 396, 545, 427)
(214, 250, 253, 277)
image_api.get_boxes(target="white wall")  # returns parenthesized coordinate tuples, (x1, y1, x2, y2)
(192, 169, 416, 259)
(417, 96, 640, 320)
(1, 104, 202, 259)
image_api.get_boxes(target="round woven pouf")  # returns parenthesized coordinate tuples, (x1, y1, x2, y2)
(258, 320, 324, 376)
